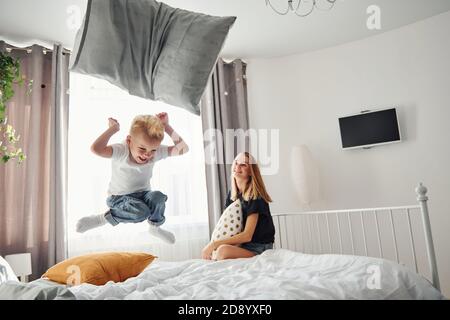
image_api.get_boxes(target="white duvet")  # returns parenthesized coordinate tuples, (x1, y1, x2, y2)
(0, 256, 19, 284)
(69, 249, 444, 300)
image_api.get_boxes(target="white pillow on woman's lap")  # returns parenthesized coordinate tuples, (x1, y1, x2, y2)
(210, 199, 243, 260)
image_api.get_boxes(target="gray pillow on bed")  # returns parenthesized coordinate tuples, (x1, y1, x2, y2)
(0, 281, 76, 300)
(70, 0, 236, 115)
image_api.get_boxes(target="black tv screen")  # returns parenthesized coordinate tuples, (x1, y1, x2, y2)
(339, 108, 401, 149)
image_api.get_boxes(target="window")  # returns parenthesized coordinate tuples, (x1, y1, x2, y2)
(68, 74, 209, 260)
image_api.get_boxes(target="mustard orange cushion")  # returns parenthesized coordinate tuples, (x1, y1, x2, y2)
(42, 252, 156, 286)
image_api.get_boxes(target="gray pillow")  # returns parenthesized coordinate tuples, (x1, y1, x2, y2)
(0, 281, 76, 300)
(70, 0, 236, 115)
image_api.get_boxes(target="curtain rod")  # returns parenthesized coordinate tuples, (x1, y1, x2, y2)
(4, 46, 72, 55)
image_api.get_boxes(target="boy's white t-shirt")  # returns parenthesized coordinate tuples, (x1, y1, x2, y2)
(107, 141, 169, 196)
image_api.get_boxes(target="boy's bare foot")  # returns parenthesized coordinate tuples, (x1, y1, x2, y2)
(76, 214, 107, 233)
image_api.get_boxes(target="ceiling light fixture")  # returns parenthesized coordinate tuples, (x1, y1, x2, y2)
(265, 0, 337, 17)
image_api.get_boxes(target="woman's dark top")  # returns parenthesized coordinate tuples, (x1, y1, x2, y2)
(225, 191, 275, 244)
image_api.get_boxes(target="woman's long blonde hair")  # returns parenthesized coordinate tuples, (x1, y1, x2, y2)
(230, 152, 272, 203)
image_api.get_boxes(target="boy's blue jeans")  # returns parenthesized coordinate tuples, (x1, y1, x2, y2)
(104, 190, 167, 227)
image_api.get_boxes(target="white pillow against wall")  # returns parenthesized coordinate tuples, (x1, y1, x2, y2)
(210, 199, 243, 260)
(0, 256, 19, 283)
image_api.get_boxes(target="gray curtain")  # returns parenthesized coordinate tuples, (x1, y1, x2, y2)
(0, 41, 70, 280)
(200, 58, 249, 235)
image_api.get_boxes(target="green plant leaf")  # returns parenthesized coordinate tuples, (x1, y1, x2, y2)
(0, 51, 27, 164)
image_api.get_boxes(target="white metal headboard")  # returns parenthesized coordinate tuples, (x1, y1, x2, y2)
(272, 183, 440, 290)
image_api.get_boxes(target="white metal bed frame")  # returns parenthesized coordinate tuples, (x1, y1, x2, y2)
(272, 183, 440, 291)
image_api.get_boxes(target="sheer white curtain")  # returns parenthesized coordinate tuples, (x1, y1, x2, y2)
(68, 74, 209, 260)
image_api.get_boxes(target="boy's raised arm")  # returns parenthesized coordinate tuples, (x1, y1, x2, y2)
(90, 118, 120, 158)
(157, 112, 189, 157)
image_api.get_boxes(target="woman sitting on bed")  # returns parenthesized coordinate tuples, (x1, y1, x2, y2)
(201, 152, 275, 260)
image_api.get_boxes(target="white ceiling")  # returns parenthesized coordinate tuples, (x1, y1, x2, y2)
(1, 0, 450, 58)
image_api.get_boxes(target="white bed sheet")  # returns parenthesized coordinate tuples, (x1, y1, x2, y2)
(68, 249, 444, 300)
(0, 256, 19, 284)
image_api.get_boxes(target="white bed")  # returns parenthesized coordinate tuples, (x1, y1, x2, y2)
(69, 249, 443, 300)
(67, 183, 444, 300)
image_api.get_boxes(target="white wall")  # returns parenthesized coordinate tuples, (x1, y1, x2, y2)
(247, 10, 450, 296)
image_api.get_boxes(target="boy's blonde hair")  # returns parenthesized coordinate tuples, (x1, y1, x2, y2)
(230, 152, 273, 203)
(130, 115, 164, 142)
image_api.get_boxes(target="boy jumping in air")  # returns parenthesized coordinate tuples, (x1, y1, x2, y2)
(76, 112, 188, 244)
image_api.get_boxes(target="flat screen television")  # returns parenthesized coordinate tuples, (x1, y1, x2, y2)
(338, 108, 401, 149)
